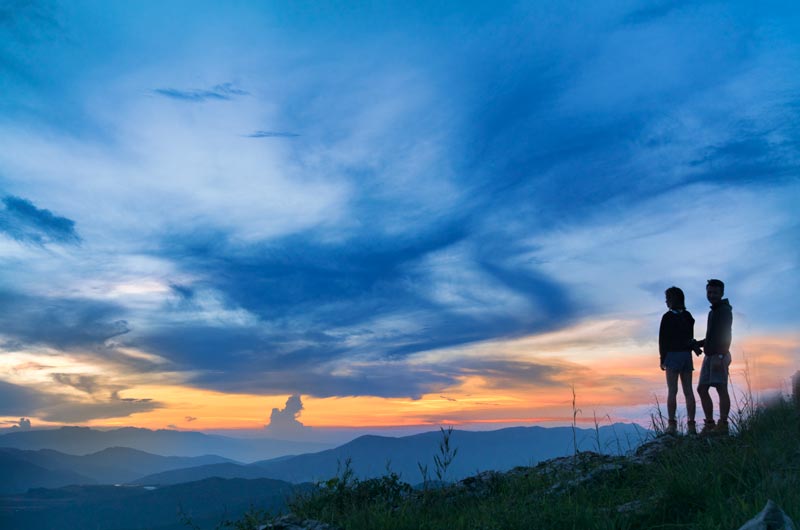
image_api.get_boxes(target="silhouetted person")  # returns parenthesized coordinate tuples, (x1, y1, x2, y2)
(696, 279, 733, 435)
(659, 286, 698, 435)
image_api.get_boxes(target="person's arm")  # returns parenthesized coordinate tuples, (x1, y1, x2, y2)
(687, 313, 702, 356)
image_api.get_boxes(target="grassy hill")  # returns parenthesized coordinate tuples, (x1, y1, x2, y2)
(229, 397, 799, 529)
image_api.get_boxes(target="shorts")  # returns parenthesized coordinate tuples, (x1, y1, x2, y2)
(664, 351, 693, 373)
(698, 352, 731, 386)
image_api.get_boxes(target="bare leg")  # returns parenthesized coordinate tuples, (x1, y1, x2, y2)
(679, 371, 696, 422)
(717, 385, 730, 422)
(698, 384, 713, 421)
(666, 370, 679, 421)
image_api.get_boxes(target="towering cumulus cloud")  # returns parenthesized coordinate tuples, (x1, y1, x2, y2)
(264, 395, 308, 438)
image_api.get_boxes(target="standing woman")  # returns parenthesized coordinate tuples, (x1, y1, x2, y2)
(659, 286, 698, 435)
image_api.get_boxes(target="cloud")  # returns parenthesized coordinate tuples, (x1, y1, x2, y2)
(126, 224, 577, 397)
(0, 373, 164, 423)
(0, 380, 46, 415)
(152, 82, 249, 102)
(264, 394, 308, 437)
(246, 131, 300, 138)
(185, 416, 197, 422)
(0, 417, 31, 430)
(35, 393, 159, 423)
(0, 0, 797, 410)
(0, 195, 80, 245)
(51, 373, 107, 395)
(0, 289, 129, 350)
(451, 359, 567, 390)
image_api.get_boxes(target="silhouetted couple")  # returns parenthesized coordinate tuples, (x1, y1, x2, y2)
(659, 279, 733, 436)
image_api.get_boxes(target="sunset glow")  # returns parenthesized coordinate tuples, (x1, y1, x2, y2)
(1, 1, 798, 442)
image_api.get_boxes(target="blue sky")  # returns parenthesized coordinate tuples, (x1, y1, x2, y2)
(0, 0, 798, 432)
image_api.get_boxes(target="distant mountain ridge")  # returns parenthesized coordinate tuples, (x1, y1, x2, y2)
(0, 446, 233, 493)
(260, 423, 649, 483)
(134, 423, 649, 486)
(0, 426, 331, 462)
(134, 462, 277, 485)
(0, 452, 93, 495)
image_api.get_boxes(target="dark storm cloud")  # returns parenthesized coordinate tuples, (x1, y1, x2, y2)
(0, 289, 128, 350)
(0, 195, 80, 244)
(153, 82, 248, 102)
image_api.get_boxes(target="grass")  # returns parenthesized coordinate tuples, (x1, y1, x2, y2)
(285, 398, 799, 529)
(214, 395, 799, 529)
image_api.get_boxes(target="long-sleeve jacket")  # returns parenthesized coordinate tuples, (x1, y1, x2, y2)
(659, 309, 695, 365)
(702, 299, 733, 356)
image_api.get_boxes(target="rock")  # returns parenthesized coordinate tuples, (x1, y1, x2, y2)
(259, 513, 341, 530)
(629, 435, 679, 465)
(738, 500, 796, 530)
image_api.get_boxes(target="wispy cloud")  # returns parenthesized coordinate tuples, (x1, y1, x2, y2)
(246, 130, 300, 138)
(0, 289, 129, 350)
(0, 195, 80, 245)
(152, 82, 249, 102)
(0, 0, 797, 425)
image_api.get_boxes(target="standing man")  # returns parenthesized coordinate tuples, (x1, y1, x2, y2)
(696, 279, 733, 435)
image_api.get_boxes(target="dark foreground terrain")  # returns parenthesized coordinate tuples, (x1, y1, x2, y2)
(252, 398, 800, 529)
(0, 477, 306, 530)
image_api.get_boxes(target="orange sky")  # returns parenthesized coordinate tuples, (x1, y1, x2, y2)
(2, 320, 798, 434)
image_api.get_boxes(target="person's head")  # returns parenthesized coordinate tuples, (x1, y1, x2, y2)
(665, 286, 685, 310)
(706, 279, 725, 304)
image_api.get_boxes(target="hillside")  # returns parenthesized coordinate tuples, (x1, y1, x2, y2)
(259, 398, 800, 529)
(250, 423, 647, 485)
(0, 453, 94, 495)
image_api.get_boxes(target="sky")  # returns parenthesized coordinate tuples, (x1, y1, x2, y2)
(0, 0, 798, 441)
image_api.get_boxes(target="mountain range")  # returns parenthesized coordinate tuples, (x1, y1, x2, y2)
(133, 423, 648, 486)
(0, 426, 331, 462)
(0, 447, 232, 494)
(0, 422, 650, 529)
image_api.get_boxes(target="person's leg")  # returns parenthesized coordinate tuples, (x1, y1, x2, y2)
(679, 371, 696, 422)
(718, 384, 730, 423)
(666, 370, 679, 421)
(697, 384, 713, 421)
